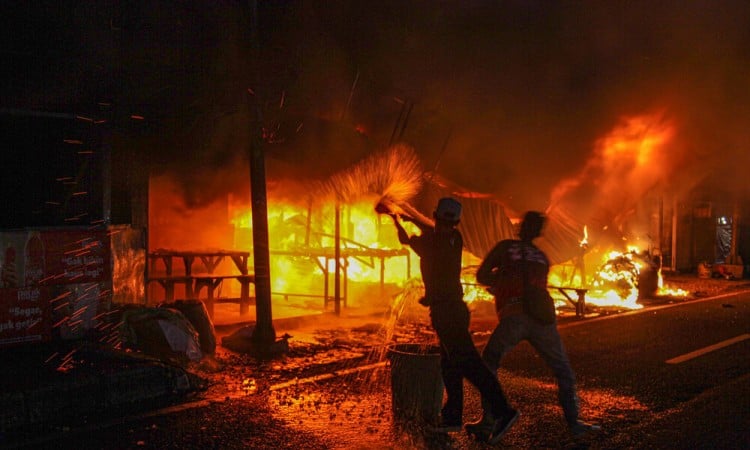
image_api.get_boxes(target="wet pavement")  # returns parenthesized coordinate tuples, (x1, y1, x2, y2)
(2, 274, 750, 449)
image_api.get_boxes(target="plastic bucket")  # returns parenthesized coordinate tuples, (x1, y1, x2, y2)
(386, 343, 444, 424)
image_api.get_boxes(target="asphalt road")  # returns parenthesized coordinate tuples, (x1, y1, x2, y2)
(6, 291, 750, 449)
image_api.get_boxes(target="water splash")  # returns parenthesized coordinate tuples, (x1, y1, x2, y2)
(370, 278, 426, 363)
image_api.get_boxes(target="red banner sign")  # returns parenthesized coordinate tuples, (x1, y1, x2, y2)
(0, 287, 50, 347)
(0, 229, 112, 288)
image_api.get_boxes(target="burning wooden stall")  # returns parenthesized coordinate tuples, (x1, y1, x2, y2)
(145, 145, 424, 325)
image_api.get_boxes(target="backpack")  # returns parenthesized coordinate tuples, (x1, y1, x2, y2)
(521, 244, 556, 324)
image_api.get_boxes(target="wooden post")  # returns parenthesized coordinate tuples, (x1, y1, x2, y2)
(247, 0, 276, 346)
(334, 200, 341, 315)
(671, 195, 678, 271)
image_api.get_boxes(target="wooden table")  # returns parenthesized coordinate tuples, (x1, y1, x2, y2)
(148, 249, 250, 277)
(548, 286, 588, 317)
(147, 249, 254, 318)
(193, 274, 256, 318)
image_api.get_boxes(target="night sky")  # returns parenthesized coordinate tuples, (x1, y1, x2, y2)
(3, 1, 750, 214)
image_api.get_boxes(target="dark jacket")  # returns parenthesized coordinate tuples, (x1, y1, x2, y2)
(407, 228, 464, 305)
(476, 239, 550, 315)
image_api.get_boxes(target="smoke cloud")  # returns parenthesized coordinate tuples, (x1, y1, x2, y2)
(269, 0, 750, 215)
(6, 1, 750, 223)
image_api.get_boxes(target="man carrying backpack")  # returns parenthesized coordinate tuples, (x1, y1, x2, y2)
(468, 211, 600, 438)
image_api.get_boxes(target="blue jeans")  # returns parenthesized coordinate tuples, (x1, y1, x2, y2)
(481, 313, 580, 425)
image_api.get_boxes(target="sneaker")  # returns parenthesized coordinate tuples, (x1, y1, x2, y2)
(428, 416, 462, 433)
(569, 421, 601, 437)
(487, 409, 519, 445)
(464, 415, 493, 441)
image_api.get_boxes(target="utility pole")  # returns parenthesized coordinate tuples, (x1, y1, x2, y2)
(246, 0, 277, 349)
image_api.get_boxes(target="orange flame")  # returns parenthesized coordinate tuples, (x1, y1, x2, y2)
(656, 268, 689, 297)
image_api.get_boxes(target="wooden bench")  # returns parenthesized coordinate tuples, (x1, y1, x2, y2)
(193, 274, 256, 319)
(147, 276, 195, 301)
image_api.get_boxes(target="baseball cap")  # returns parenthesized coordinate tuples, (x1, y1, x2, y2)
(435, 197, 462, 223)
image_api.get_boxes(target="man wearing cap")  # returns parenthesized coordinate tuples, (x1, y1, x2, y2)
(387, 197, 519, 444)
(471, 211, 600, 438)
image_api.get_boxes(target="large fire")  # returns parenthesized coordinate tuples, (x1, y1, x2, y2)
(148, 111, 691, 318)
(542, 111, 690, 312)
(549, 246, 687, 311)
(230, 198, 417, 302)
(226, 190, 689, 317)
(224, 144, 428, 308)
(227, 195, 511, 313)
(586, 250, 644, 308)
